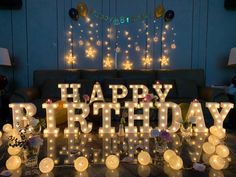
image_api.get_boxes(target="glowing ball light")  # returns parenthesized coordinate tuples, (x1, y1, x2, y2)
(3, 124, 12, 133)
(210, 126, 225, 139)
(202, 142, 215, 155)
(209, 155, 225, 170)
(216, 144, 229, 158)
(105, 155, 120, 170)
(7, 146, 21, 155)
(208, 135, 220, 146)
(74, 156, 89, 172)
(168, 155, 183, 170)
(164, 150, 176, 163)
(138, 151, 152, 166)
(6, 155, 22, 171)
(39, 157, 54, 173)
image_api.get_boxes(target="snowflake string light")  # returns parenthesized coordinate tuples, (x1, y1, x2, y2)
(103, 56, 114, 69)
(159, 55, 169, 67)
(85, 47, 97, 59)
(122, 60, 133, 70)
(65, 53, 76, 65)
(142, 54, 153, 67)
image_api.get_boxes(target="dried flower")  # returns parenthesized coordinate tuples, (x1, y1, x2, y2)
(143, 93, 154, 102)
(83, 94, 90, 103)
(151, 129, 160, 138)
(45, 99, 52, 104)
(159, 130, 172, 143)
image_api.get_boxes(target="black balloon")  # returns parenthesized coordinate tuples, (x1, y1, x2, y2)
(69, 8, 79, 21)
(164, 10, 175, 22)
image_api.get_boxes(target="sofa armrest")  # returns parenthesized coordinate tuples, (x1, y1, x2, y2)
(10, 88, 41, 103)
(199, 87, 229, 102)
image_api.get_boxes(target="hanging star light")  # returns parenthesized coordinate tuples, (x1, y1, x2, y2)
(159, 55, 169, 66)
(65, 53, 76, 65)
(103, 56, 114, 69)
(122, 60, 133, 70)
(142, 54, 153, 67)
(85, 46, 97, 59)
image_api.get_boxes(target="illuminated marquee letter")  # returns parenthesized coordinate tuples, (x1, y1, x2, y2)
(186, 101, 208, 132)
(130, 85, 149, 103)
(64, 103, 92, 134)
(155, 102, 182, 132)
(90, 82, 105, 103)
(125, 101, 153, 133)
(153, 83, 172, 102)
(93, 103, 120, 134)
(58, 83, 81, 102)
(9, 103, 37, 130)
(43, 103, 59, 135)
(109, 85, 128, 103)
(206, 102, 233, 131)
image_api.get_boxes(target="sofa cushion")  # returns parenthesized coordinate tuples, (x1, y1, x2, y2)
(41, 79, 64, 99)
(176, 79, 198, 99)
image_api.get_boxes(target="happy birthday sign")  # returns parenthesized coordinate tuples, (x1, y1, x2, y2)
(9, 82, 234, 136)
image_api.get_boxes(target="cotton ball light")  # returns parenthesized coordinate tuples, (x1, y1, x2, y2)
(8, 146, 21, 155)
(164, 150, 176, 163)
(3, 124, 12, 133)
(137, 151, 152, 166)
(105, 155, 120, 170)
(6, 155, 22, 171)
(74, 156, 89, 172)
(209, 155, 225, 170)
(216, 144, 229, 158)
(210, 126, 225, 139)
(208, 135, 220, 146)
(202, 142, 215, 155)
(168, 155, 183, 170)
(39, 157, 54, 173)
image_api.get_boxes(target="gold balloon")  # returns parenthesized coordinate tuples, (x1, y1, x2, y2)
(154, 5, 165, 19)
(77, 2, 88, 18)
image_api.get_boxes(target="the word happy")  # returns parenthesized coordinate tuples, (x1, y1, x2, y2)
(9, 82, 234, 135)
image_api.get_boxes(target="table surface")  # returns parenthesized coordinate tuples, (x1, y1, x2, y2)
(1, 129, 236, 177)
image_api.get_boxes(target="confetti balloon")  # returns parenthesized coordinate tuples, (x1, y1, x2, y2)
(77, 2, 88, 18)
(154, 5, 165, 19)
(164, 10, 175, 22)
(69, 8, 79, 21)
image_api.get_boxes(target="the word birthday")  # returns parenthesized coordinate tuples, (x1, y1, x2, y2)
(9, 82, 234, 135)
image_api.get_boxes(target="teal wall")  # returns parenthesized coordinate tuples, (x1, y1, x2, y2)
(0, 0, 236, 90)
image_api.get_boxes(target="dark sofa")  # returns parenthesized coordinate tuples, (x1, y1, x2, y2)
(10, 69, 228, 127)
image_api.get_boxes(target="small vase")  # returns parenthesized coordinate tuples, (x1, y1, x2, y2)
(118, 124, 125, 136)
(23, 146, 40, 168)
(180, 124, 193, 137)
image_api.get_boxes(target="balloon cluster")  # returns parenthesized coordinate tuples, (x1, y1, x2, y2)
(69, 2, 88, 21)
(154, 4, 175, 22)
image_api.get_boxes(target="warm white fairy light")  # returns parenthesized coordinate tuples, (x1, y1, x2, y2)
(153, 83, 172, 102)
(64, 103, 92, 134)
(9, 103, 37, 130)
(43, 103, 59, 135)
(122, 60, 133, 70)
(159, 55, 169, 66)
(109, 85, 128, 103)
(124, 102, 153, 133)
(186, 101, 208, 132)
(206, 102, 233, 131)
(103, 56, 114, 69)
(90, 82, 105, 103)
(58, 84, 81, 102)
(142, 54, 153, 67)
(85, 46, 97, 59)
(93, 102, 120, 134)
